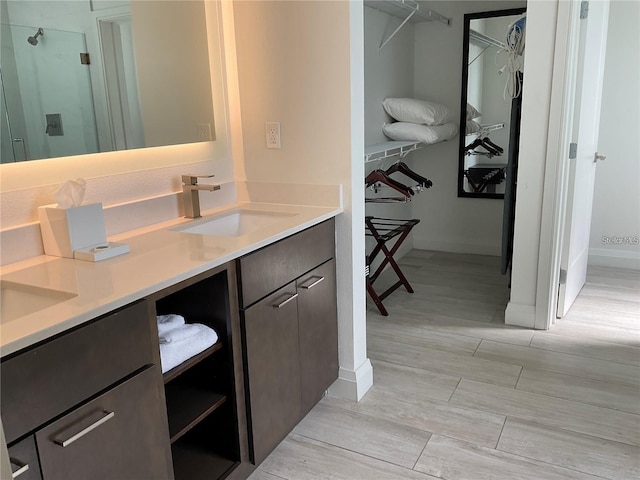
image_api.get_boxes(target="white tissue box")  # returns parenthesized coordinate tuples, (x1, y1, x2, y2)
(38, 203, 108, 258)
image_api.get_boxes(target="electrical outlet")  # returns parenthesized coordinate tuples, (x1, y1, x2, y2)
(197, 123, 212, 141)
(266, 122, 281, 149)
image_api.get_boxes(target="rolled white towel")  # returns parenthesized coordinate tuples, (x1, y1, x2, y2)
(157, 314, 185, 337)
(159, 323, 219, 373)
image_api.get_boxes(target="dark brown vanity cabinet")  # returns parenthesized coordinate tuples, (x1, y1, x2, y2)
(150, 262, 247, 480)
(238, 219, 338, 465)
(0, 301, 173, 480)
(35, 367, 170, 480)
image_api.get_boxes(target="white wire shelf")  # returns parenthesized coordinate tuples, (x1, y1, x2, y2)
(466, 123, 505, 136)
(364, 141, 423, 163)
(469, 29, 506, 50)
(364, 0, 451, 50)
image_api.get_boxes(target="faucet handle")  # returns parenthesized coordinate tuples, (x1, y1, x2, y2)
(182, 174, 215, 185)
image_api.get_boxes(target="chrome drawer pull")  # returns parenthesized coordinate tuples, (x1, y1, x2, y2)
(10, 458, 29, 478)
(273, 293, 298, 308)
(54, 410, 115, 447)
(300, 276, 325, 290)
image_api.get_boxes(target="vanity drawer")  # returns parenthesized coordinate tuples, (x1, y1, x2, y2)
(1, 300, 154, 444)
(7, 436, 42, 480)
(35, 366, 171, 480)
(238, 218, 335, 307)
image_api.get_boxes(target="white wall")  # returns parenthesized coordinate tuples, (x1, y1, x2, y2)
(410, 0, 525, 256)
(131, 0, 215, 147)
(505, 0, 560, 328)
(231, 1, 371, 400)
(588, 0, 640, 270)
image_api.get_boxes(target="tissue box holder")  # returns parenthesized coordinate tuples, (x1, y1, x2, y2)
(38, 203, 128, 261)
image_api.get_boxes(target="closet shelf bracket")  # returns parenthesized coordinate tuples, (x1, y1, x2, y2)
(468, 29, 506, 65)
(365, 140, 423, 163)
(365, 0, 451, 51)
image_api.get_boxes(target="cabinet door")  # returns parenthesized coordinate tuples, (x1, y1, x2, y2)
(297, 260, 338, 415)
(35, 367, 173, 480)
(7, 436, 42, 480)
(243, 282, 301, 465)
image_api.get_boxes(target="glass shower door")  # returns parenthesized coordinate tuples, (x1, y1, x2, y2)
(1, 23, 99, 161)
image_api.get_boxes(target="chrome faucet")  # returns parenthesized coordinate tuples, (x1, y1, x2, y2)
(181, 174, 220, 218)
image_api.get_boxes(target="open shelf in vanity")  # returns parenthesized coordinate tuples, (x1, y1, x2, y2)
(150, 262, 242, 480)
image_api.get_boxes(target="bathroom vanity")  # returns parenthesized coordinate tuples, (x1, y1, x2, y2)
(0, 203, 340, 480)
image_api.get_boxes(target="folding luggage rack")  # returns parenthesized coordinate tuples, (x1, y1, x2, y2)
(365, 216, 420, 316)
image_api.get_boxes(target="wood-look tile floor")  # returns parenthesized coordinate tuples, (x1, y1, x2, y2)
(249, 251, 640, 480)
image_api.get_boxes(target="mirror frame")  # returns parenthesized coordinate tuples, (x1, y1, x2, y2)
(457, 7, 527, 200)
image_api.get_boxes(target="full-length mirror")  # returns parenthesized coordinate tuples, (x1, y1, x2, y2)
(457, 7, 526, 199)
(0, 0, 215, 163)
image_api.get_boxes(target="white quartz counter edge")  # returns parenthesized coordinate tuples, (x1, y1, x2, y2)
(0, 201, 342, 357)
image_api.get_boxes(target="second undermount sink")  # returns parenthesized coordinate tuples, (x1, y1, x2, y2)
(171, 209, 297, 237)
(1, 281, 77, 323)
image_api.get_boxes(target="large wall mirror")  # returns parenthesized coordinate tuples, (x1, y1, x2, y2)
(457, 7, 526, 199)
(0, 0, 215, 163)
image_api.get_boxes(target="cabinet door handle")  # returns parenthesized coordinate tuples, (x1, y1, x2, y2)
(299, 275, 325, 290)
(272, 292, 298, 308)
(10, 458, 29, 478)
(54, 410, 115, 447)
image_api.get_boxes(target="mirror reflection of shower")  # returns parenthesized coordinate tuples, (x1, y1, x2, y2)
(1, 23, 100, 161)
(27, 27, 44, 46)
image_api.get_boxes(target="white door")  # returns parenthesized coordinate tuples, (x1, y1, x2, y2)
(557, 0, 610, 318)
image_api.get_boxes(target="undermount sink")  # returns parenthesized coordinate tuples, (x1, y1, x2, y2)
(171, 209, 297, 237)
(1, 281, 77, 323)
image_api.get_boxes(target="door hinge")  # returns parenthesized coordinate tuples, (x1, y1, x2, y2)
(569, 142, 578, 159)
(580, 1, 589, 19)
(559, 269, 567, 285)
(80, 53, 90, 65)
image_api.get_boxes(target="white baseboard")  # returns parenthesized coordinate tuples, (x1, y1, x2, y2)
(505, 302, 536, 328)
(327, 359, 373, 402)
(588, 248, 640, 270)
(413, 236, 501, 256)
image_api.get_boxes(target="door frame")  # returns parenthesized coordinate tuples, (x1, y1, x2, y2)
(534, 0, 610, 330)
(534, 0, 584, 330)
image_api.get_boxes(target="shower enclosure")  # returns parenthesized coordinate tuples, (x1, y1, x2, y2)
(0, 23, 99, 162)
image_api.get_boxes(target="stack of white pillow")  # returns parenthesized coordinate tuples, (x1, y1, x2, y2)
(382, 98, 459, 144)
(465, 103, 482, 134)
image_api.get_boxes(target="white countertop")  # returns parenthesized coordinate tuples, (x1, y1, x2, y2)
(0, 201, 342, 357)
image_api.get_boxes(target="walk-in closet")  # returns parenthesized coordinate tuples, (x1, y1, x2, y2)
(363, 0, 527, 321)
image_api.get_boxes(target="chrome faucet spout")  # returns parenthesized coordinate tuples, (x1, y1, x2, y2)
(181, 174, 220, 218)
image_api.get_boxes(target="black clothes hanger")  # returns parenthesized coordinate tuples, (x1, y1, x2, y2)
(384, 162, 433, 189)
(481, 137, 503, 154)
(478, 141, 501, 156)
(365, 169, 414, 197)
(466, 136, 503, 156)
(465, 137, 484, 152)
(465, 140, 500, 157)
